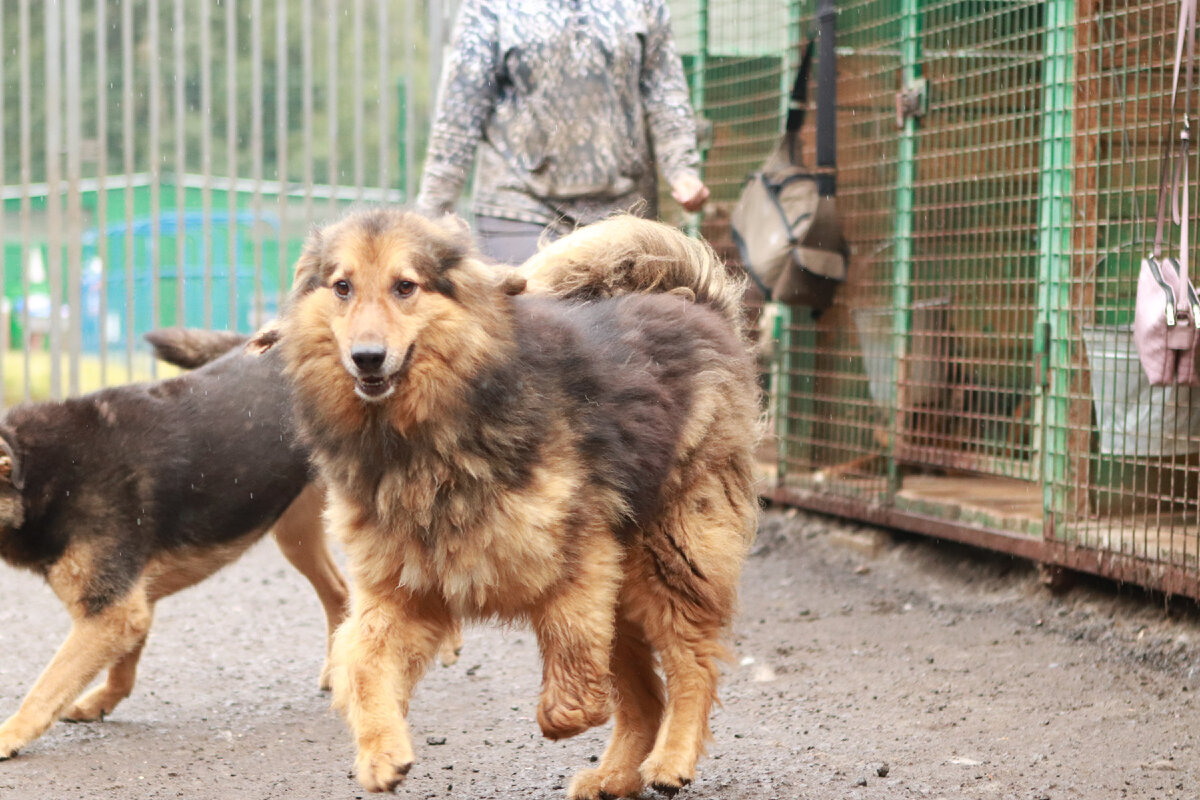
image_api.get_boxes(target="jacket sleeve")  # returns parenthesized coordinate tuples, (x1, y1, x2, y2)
(415, 0, 500, 215)
(639, 0, 702, 186)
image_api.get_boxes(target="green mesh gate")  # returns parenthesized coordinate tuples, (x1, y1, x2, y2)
(673, 0, 1200, 599)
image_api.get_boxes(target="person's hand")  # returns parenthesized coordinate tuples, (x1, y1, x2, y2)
(670, 174, 710, 212)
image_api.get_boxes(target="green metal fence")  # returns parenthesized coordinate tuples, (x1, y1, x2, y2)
(676, 0, 1200, 599)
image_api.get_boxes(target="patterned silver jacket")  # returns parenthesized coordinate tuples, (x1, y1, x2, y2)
(415, 0, 702, 231)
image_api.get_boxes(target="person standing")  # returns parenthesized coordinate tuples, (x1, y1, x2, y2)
(415, 0, 710, 264)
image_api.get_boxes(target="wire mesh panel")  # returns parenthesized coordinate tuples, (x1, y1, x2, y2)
(776, 0, 906, 504)
(1051, 0, 1200, 594)
(765, 0, 1048, 517)
(904, 1, 1044, 479)
(759, 0, 1200, 599)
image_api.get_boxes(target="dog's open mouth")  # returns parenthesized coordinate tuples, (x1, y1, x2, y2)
(352, 344, 415, 403)
(355, 375, 393, 400)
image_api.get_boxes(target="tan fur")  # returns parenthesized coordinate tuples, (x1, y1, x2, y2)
(519, 214, 750, 339)
(0, 541, 153, 755)
(0, 487, 352, 759)
(275, 211, 760, 797)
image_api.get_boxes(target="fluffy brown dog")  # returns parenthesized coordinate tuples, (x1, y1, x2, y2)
(263, 210, 760, 798)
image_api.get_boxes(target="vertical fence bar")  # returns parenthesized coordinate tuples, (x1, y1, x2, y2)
(775, 0, 804, 482)
(149, 0, 161, 375)
(378, 0, 389, 196)
(277, 0, 289, 310)
(403, 0, 416, 201)
(201, 0, 213, 329)
(353, 0, 365, 200)
(683, 0, 708, 239)
(302, 0, 314, 227)
(327, 0, 339, 198)
(65, 0, 82, 397)
(19, 0, 30, 401)
(174, 0, 186, 330)
(46, 0, 63, 400)
(1038, 0, 1076, 534)
(429, 0, 444, 103)
(0, 1, 6, 407)
(96, 0, 109, 384)
(122, 0, 134, 379)
(251, 0, 264, 327)
(889, 0, 921, 496)
(226, 0, 238, 331)
(397, 79, 408, 200)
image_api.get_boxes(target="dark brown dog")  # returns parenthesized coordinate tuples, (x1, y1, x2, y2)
(0, 331, 350, 759)
(264, 211, 761, 798)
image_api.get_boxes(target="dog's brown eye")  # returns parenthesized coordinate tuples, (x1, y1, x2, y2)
(395, 280, 417, 298)
(332, 279, 352, 299)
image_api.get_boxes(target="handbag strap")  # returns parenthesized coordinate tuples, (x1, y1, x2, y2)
(784, 40, 815, 136)
(783, 0, 837, 170)
(814, 0, 837, 170)
(1153, 0, 1197, 310)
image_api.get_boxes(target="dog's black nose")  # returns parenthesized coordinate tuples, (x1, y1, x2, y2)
(351, 345, 387, 373)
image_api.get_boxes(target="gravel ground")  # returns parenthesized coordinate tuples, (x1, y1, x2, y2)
(1, 506, 1199, 800)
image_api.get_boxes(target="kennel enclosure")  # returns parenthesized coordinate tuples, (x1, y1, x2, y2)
(677, 0, 1200, 600)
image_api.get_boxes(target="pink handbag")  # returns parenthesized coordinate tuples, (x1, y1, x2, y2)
(1135, 0, 1200, 385)
(1135, 250, 1199, 385)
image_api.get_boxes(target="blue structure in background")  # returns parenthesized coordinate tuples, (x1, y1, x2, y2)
(81, 211, 285, 353)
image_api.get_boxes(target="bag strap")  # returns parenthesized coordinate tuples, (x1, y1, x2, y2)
(783, 0, 837, 170)
(784, 40, 815, 136)
(814, 0, 837, 170)
(1153, 0, 1197, 312)
(783, 40, 815, 165)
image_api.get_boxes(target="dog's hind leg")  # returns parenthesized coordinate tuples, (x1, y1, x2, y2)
(271, 484, 349, 690)
(636, 620, 725, 796)
(62, 620, 151, 722)
(0, 581, 151, 758)
(530, 532, 623, 742)
(568, 613, 664, 800)
(634, 486, 751, 796)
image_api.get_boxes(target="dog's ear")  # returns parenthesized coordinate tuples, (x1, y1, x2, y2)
(289, 226, 326, 298)
(246, 320, 283, 355)
(431, 213, 471, 240)
(0, 427, 25, 492)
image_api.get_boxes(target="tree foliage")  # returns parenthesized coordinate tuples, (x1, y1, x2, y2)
(1, 0, 435, 189)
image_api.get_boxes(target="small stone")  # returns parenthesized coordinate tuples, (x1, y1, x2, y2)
(426, 736, 447, 746)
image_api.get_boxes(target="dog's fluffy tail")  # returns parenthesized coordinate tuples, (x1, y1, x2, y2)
(144, 328, 248, 369)
(518, 215, 749, 337)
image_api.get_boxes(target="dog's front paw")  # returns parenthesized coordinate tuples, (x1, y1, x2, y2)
(640, 757, 694, 797)
(568, 765, 645, 799)
(355, 749, 414, 793)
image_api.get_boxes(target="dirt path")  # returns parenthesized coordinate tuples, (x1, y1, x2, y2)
(2, 508, 1198, 799)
